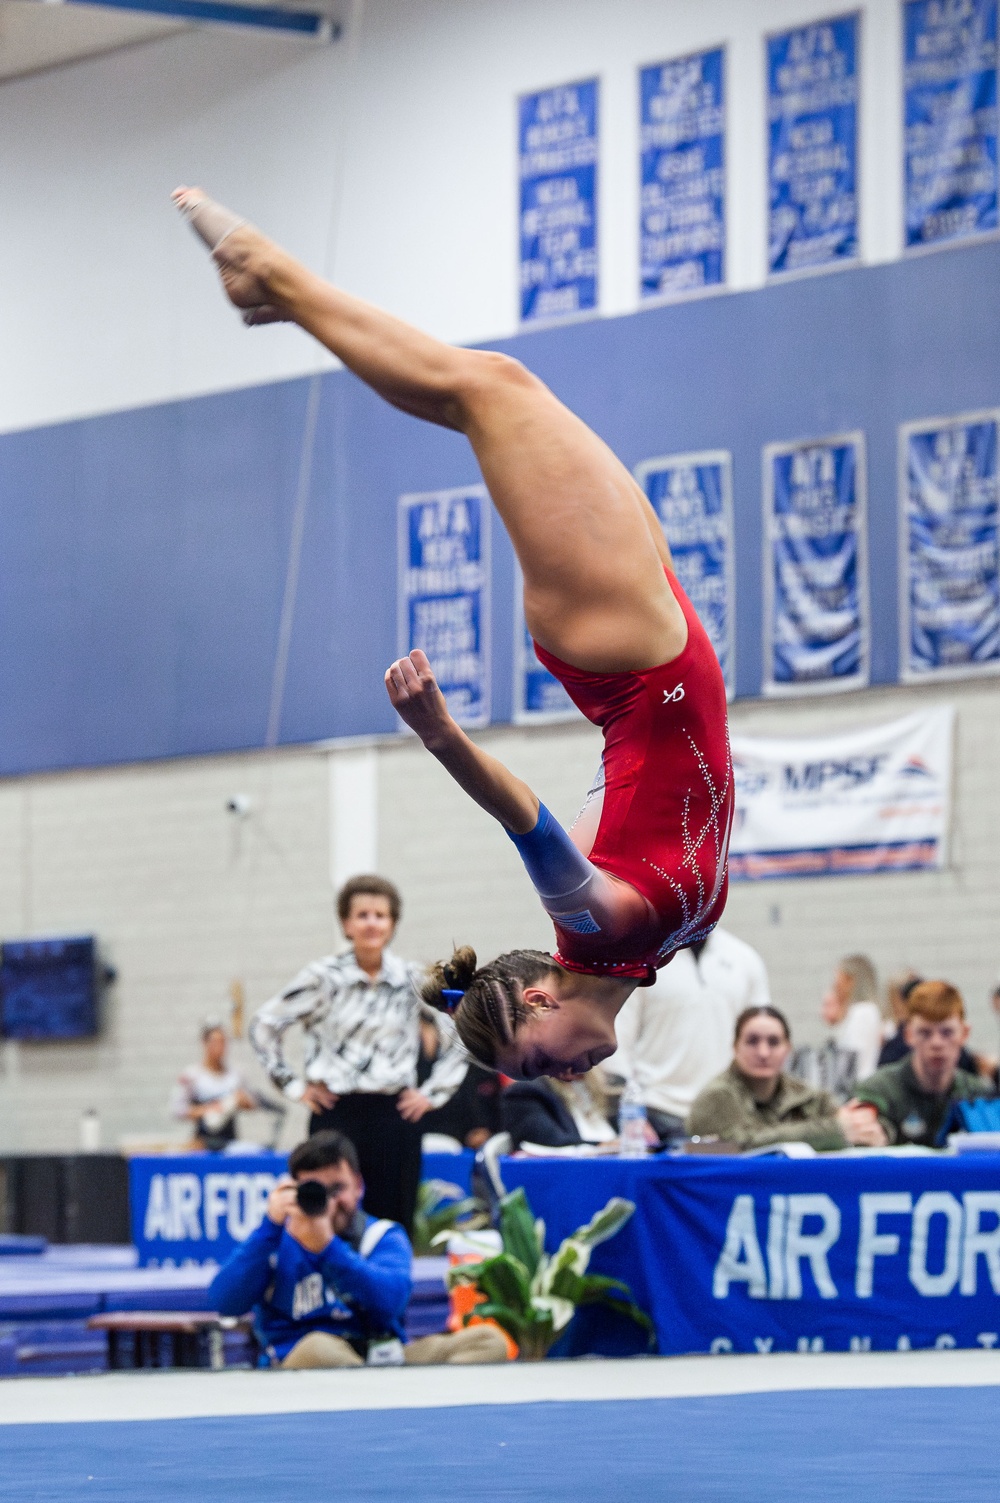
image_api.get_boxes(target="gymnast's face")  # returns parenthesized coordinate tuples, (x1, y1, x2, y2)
(496, 979, 618, 1082)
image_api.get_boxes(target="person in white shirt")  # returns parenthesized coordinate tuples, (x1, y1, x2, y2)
(820, 954, 883, 1083)
(603, 927, 771, 1141)
(170, 1020, 257, 1152)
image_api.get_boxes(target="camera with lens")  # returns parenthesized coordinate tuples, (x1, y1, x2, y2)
(295, 1179, 331, 1216)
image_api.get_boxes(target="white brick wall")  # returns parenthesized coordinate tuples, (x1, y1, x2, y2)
(1, 674, 997, 1153)
(0, 751, 338, 1154)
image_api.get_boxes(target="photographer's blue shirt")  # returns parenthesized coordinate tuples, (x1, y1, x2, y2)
(209, 1210, 412, 1361)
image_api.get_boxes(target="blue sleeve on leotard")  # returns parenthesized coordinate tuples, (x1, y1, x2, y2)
(507, 803, 593, 901)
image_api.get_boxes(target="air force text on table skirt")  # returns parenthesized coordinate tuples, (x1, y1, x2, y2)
(499, 1156, 1000, 1358)
(132, 1154, 1000, 1360)
(132, 1156, 286, 1266)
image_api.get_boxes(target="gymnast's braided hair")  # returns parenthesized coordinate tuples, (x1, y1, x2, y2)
(421, 946, 567, 1069)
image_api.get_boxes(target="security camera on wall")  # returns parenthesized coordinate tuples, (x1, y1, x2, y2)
(225, 794, 253, 817)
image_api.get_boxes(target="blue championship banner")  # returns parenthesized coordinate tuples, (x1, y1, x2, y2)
(519, 78, 599, 324)
(503, 1155, 1000, 1359)
(130, 1154, 287, 1267)
(635, 450, 734, 694)
(767, 14, 859, 276)
(763, 432, 868, 695)
(639, 48, 726, 301)
(513, 564, 577, 723)
(398, 486, 491, 729)
(904, 0, 998, 250)
(899, 410, 1000, 680)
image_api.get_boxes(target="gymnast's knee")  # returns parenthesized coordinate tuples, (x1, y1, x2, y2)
(456, 349, 540, 415)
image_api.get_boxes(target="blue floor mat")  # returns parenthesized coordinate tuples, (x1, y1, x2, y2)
(4, 1385, 993, 1502)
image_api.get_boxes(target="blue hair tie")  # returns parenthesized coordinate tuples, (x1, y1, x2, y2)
(441, 988, 465, 1011)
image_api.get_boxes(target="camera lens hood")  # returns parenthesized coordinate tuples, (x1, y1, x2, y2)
(295, 1179, 329, 1216)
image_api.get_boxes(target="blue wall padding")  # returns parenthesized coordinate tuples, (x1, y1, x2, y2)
(1, 239, 998, 774)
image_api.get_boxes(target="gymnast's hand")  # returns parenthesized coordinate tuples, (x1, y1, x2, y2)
(384, 650, 455, 750)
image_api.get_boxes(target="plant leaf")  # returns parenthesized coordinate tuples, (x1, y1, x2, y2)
(445, 1261, 484, 1289)
(418, 1178, 468, 1210)
(499, 1188, 543, 1277)
(530, 1295, 575, 1333)
(545, 1236, 590, 1285)
(546, 1264, 585, 1303)
(571, 1197, 637, 1248)
(573, 1274, 634, 1303)
(478, 1253, 533, 1315)
(411, 1181, 489, 1254)
(466, 1303, 528, 1345)
(597, 1296, 657, 1347)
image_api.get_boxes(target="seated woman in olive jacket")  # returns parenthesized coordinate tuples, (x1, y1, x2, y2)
(686, 1006, 885, 1151)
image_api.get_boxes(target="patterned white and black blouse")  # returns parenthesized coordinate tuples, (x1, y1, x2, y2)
(249, 948, 467, 1108)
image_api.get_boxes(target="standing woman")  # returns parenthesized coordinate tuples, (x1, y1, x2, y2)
(250, 876, 467, 1233)
(170, 1019, 258, 1152)
(175, 189, 734, 1083)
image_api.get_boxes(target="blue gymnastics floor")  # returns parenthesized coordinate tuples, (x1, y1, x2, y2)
(4, 1386, 996, 1503)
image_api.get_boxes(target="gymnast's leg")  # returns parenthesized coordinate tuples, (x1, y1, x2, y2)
(174, 188, 685, 675)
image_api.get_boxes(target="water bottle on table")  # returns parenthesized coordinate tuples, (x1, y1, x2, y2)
(618, 1079, 649, 1158)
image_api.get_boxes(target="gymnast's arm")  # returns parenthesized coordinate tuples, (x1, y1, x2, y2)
(384, 651, 640, 933)
(384, 649, 539, 833)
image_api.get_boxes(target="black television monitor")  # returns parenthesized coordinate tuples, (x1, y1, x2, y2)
(0, 936, 98, 1040)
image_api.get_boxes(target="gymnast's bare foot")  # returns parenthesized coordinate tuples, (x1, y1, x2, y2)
(172, 186, 289, 326)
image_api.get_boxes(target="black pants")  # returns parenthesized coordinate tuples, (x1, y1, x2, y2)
(310, 1093, 422, 1235)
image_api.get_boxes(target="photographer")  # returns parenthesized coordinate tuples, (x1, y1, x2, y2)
(209, 1130, 507, 1368)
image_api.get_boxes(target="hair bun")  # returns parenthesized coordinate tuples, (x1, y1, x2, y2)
(422, 945, 479, 1012)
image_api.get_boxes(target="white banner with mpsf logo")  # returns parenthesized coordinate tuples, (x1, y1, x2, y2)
(729, 707, 953, 880)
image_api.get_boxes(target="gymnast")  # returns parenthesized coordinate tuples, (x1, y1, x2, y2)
(174, 187, 734, 1083)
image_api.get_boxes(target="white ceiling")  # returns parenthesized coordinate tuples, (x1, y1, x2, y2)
(0, 0, 188, 83)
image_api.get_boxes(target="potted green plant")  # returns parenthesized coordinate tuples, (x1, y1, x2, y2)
(411, 1178, 490, 1257)
(445, 1186, 655, 1361)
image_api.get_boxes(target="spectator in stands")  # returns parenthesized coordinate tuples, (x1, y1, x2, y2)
(603, 927, 771, 1143)
(793, 953, 883, 1101)
(416, 1011, 502, 1150)
(210, 1130, 508, 1368)
(878, 972, 981, 1074)
(877, 971, 923, 1067)
(502, 1071, 617, 1151)
(170, 1019, 258, 1152)
(687, 1006, 886, 1152)
(823, 953, 883, 1079)
(250, 875, 467, 1233)
(853, 981, 994, 1147)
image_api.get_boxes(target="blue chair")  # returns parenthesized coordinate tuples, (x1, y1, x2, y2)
(937, 1097, 1000, 1143)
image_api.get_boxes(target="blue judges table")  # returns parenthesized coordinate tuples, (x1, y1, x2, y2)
(501, 1151, 1000, 1358)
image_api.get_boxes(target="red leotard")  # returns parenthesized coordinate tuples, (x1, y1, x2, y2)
(533, 570, 733, 984)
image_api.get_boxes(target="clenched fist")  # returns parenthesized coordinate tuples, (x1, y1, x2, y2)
(384, 649, 455, 751)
